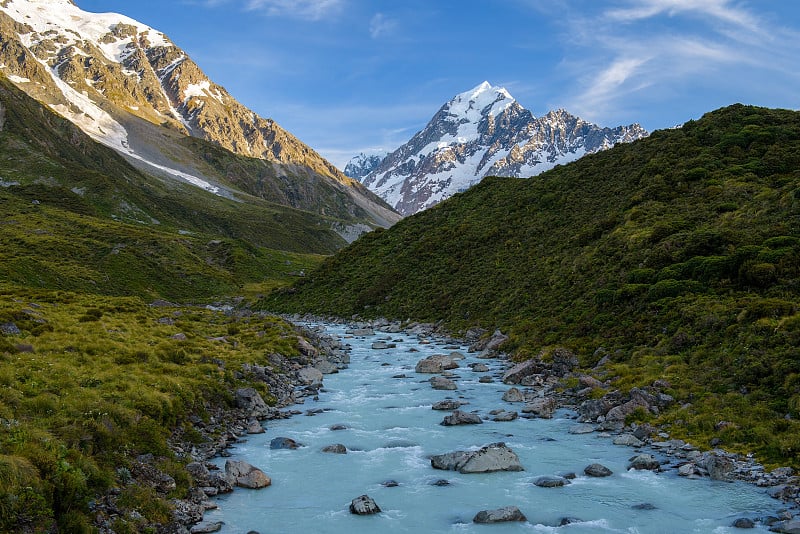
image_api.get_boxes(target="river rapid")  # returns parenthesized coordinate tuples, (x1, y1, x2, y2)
(205, 322, 780, 533)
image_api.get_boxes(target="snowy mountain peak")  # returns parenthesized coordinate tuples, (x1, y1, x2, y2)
(360, 84, 648, 215)
(448, 81, 514, 121)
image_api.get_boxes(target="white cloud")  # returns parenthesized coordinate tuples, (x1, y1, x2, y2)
(555, 0, 800, 124)
(245, 0, 343, 20)
(369, 13, 396, 38)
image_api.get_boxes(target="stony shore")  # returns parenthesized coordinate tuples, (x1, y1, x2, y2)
(109, 314, 800, 533)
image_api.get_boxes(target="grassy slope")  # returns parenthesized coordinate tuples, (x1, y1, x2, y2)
(0, 286, 306, 532)
(0, 76, 347, 254)
(266, 104, 800, 466)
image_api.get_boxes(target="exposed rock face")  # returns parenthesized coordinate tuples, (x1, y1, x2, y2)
(431, 443, 523, 473)
(349, 495, 381, 515)
(360, 82, 647, 215)
(0, 0, 399, 230)
(224, 460, 271, 489)
(473, 506, 527, 524)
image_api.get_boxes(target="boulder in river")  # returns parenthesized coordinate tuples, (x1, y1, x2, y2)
(270, 437, 302, 450)
(224, 460, 271, 489)
(321, 444, 347, 454)
(473, 505, 527, 524)
(441, 410, 482, 426)
(431, 376, 458, 390)
(432, 399, 464, 410)
(533, 475, 570, 487)
(350, 494, 381, 515)
(297, 366, 323, 386)
(491, 410, 518, 422)
(431, 442, 523, 473)
(613, 433, 643, 447)
(416, 354, 459, 373)
(627, 454, 660, 471)
(584, 463, 613, 477)
(190, 521, 223, 533)
(522, 396, 557, 418)
(502, 387, 525, 403)
(731, 517, 756, 528)
(704, 452, 735, 481)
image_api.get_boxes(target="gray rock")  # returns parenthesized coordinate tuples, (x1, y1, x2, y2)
(568, 424, 596, 434)
(577, 398, 613, 422)
(347, 328, 374, 336)
(314, 359, 339, 375)
(522, 397, 557, 419)
(704, 452, 734, 481)
(628, 454, 660, 471)
(441, 410, 482, 426)
(432, 399, 464, 410)
(677, 463, 701, 477)
(270, 437, 301, 450)
(0, 322, 21, 335)
(550, 347, 579, 376)
(245, 419, 264, 434)
(350, 494, 381, 515)
(190, 521, 223, 533)
(224, 460, 271, 489)
(492, 410, 518, 422)
(473, 505, 527, 524)
(430, 376, 458, 390)
(321, 444, 347, 454)
(584, 463, 613, 477)
(372, 341, 396, 349)
(431, 443, 524, 473)
(771, 519, 800, 533)
(416, 354, 459, 373)
(533, 475, 570, 487)
(502, 387, 525, 403)
(471, 363, 489, 372)
(297, 366, 324, 386)
(732, 517, 756, 528)
(502, 359, 543, 385)
(479, 375, 493, 383)
(235, 388, 271, 420)
(297, 336, 319, 358)
(613, 433, 643, 447)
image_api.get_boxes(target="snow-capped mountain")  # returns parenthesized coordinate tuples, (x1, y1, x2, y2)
(0, 0, 398, 229)
(344, 152, 385, 182)
(361, 82, 648, 215)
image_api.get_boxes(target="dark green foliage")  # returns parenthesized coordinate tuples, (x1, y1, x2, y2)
(267, 104, 800, 466)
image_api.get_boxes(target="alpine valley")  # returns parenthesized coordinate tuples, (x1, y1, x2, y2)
(1, 1, 800, 533)
(352, 81, 648, 215)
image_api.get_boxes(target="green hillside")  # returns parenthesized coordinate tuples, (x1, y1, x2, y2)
(266, 104, 800, 466)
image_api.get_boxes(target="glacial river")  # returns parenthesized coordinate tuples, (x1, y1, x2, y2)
(206, 323, 779, 533)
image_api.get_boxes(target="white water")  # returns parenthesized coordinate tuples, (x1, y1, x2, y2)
(206, 323, 778, 533)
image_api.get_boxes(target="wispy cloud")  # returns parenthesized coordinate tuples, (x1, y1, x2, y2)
(554, 0, 800, 123)
(369, 13, 397, 38)
(245, 0, 343, 20)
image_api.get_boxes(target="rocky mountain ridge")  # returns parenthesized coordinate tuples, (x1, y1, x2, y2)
(359, 81, 648, 215)
(0, 0, 398, 230)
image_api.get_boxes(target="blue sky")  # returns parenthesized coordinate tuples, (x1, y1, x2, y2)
(75, 0, 800, 169)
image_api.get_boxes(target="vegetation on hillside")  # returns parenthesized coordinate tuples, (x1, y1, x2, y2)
(0, 286, 307, 532)
(0, 76, 351, 254)
(266, 105, 800, 466)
